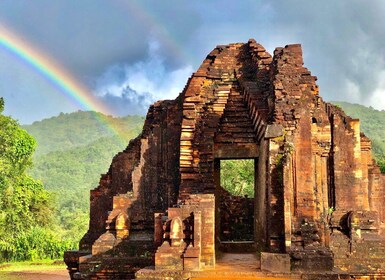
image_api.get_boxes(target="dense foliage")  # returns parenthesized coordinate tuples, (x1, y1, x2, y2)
(31, 136, 136, 240)
(220, 159, 255, 197)
(24, 111, 144, 156)
(23, 111, 144, 245)
(333, 102, 385, 172)
(0, 98, 69, 262)
(0, 103, 144, 262)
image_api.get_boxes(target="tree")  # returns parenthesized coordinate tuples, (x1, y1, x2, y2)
(220, 159, 254, 197)
(0, 98, 66, 262)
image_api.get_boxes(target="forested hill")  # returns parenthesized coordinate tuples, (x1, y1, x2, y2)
(22, 111, 145, 156)
(332, 101, 385, 161)
(22, 111, 145, 242)
(23, 111, 145, 194)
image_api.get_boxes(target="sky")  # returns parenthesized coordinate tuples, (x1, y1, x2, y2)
(0, 0, 385, 124)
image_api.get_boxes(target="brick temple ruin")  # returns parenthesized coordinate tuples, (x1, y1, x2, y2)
(65, 40, 385, 279)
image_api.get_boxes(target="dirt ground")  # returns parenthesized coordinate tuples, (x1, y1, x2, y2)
(0, 269, 69, 280)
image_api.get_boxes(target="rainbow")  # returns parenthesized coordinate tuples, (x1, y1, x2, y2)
(0, 23, 130, 145)
(0, 23, 112, 115)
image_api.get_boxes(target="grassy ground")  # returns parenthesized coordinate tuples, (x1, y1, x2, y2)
(0, 260, 68, 280)
(0, 259, 66, 271)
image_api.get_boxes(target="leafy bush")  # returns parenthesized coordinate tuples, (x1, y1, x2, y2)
(0, 226, 74, 262)
(0, 98, 75, 262)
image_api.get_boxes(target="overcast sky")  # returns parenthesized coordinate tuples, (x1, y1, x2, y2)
(1, 0, 385, 124)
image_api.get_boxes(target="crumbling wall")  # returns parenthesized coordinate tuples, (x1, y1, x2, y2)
(370, 168, 385, 224)
(330, 113, 369, 210)
(269, 44, 385, 272)
(268, 44, 328, 252)
(269, 44, 333, 269)
(79, 98, 183, 251)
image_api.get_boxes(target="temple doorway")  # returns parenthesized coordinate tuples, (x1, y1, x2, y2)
(214, 158, 257, 253)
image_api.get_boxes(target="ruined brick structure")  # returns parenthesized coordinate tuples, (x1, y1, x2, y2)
(65, 40, 385, 279)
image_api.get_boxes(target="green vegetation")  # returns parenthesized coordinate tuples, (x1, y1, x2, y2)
(220, 159, 255, 197)
(0, 98, 69, 262)
(30, 136, 136, 240)
(24, 111, 144, 156)
(23, 111, 144, 247)
(333, 101, 385, 172)
(0, 259, 65, 272)
(1, 98, 144, 263)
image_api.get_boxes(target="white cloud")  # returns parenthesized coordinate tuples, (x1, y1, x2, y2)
(93, 40, 193, 115)
(344, 79, 361, 104)
(368, 71, 385, 111)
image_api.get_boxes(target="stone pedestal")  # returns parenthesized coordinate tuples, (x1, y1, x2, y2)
(260, 252, 290, 273)
(155, 241, 184, 270)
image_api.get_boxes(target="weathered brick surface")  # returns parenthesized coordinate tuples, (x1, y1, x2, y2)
(64, 40, 385, 279)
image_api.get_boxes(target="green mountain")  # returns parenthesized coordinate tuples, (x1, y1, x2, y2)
(23, 111, 144, 156)
(23, 111, 145, 242)
(332, 101, 385, 172)
(23, 111, 144, 192)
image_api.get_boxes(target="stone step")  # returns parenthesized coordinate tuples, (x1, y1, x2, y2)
(224, 108, 249, 112)
(220, 122, 256, 128)
(217, 127, 255, 133)
(227, 99, 249, 107)
(227, 98, 244, 103)
(226, 98, 245, 103)
(216, 132, 257, 138)
(136, 268, 305, 280)
(190, 275, 299, 280)
(215, 136, 257, 143)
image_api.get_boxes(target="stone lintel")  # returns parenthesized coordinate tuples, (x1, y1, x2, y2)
(264, 124, 284, 139)
(214, 143, 259, 158)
